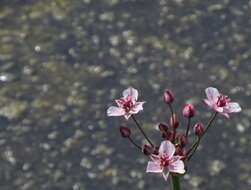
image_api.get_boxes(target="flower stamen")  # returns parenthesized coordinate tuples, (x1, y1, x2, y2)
(216, 94, 230, 107)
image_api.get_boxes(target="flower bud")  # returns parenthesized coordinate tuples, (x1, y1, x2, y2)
(162, 131, 173, 140)
(193, 122, 205, 137)
(176, 133, 187, 147)
(142, 144, 154, 156)
(163, 89, 174, 104)
(153, 146, 160, 155)
(175, 145, 187, 160)
(182, 104, 195, 118)
(169, 113, 179, 129)
(119, 126, 131, 138)
(158, 123, 168, 132)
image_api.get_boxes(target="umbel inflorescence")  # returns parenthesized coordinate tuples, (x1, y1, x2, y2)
(107, 87, 241, 182)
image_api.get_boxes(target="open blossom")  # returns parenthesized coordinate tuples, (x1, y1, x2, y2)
(203, 87, 241, 118)
(146, 140, 185, 181)
(107, 87, 145, 120)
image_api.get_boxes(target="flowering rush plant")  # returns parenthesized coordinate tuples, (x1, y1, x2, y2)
(107, 87, 241, 190)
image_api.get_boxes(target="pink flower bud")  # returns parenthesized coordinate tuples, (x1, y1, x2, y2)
(163, 89, 174, 104)
(169, 113, 179, 129)
(162, 131, 173, 140)
(158, 123, 168, 132)
(176, 133, 187, 147)
(175, 145, 187, 160)
(142, 144, 154, 156)
(193, 122, 205, 137)
(182, 104, 195, 118)
(119, 126, 131, 138)
(153, 145, 160, 155)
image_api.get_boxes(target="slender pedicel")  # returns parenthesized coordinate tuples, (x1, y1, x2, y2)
(187, 112, 218, 160)
(185, 118, 191, 138)
(131, 115, 154, 147)
(168, 104, 176, 143)
(128, 136, 142, 150)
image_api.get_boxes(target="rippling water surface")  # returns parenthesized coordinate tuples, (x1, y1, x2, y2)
(0, 0, 250, 190)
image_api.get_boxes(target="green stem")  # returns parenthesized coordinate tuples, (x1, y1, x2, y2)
(170, 175, 181, 190)
(185, 118, 191, 138)
(168, 104, 176, 143)
(131, 115, 154, 147)
(187, 112, 218, 161)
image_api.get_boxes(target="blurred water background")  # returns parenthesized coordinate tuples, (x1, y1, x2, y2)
(0, 0, 251, 190)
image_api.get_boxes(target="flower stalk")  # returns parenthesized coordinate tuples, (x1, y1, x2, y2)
(185, 118, 191, 138)
(187, 112, 218, 160)
(131, 115, 154, 147)
(168, 104, 177, 143)
(128, 136, 142, 150)
(170, 175, 181, 190)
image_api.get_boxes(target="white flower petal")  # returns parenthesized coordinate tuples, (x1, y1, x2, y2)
(214, 106, 224, 113)
(220, 112, 230, 119)
(162, 171, 170, 181)
(146, 161, 162, 173)
(159, 141, 175, 158)
(205, 87, 220, 103)
(224, 102, 242, 113)
(124, 113, 132, 120)
(107, 106, 125, 117)
(203, 99, 213, 108)
(129, 102, 145, 114)
(123, 87, 138, 100)
(168, 159, 185, 174)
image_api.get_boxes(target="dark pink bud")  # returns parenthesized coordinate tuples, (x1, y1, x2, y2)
(142, 144, 154, 156)
(119, 126, 131, 138)
(170, 113, 179, 129)
(162, 131, 173, 140)
(163, 89, 174, 104)
(175, 145, 187, 160)
(153, 145, 160, 155)
(182, 104, 195, 118)
(176, 133, 187, 147)
(158, 123, 168, 132)
(193, 122, 205, 137)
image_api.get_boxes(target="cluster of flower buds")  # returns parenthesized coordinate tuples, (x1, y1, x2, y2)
(107, 87, 241, 181)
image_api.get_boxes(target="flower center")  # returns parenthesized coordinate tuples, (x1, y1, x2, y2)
(122, 96, 134, 112)
(160, 154, 170, 167)
(216, 94, 230, 107)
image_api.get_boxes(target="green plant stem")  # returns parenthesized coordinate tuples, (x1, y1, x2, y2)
(170, 175, 181, 190)
(185, 118, 191, 138)
(187, 112, 218, 161)
(131, 115, 154, 147)
(127, 136, 142, 150)
(168, 104, 176, 142)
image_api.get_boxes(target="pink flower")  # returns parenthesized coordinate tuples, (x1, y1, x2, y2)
(107, 87, 145, 120)
(203, 87, 242, 118)
(146, 140, 185, 181)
